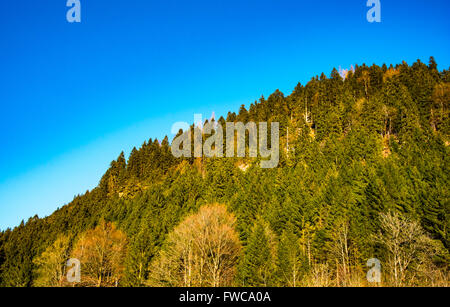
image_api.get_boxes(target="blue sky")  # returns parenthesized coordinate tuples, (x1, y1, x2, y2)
(0, 0, 449, 230)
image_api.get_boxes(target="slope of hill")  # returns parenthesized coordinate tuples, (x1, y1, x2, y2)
(0, 58, 449, 287)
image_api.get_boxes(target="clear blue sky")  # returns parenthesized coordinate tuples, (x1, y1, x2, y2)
(0, 0, 449, 230)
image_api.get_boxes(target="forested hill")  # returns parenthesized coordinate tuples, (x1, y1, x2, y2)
(0, 58, 449, 287)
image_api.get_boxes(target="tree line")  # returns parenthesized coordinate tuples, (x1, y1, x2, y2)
(0, 58, 448, 287)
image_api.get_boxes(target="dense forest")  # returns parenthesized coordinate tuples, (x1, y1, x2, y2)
(0, 58, 449, 287)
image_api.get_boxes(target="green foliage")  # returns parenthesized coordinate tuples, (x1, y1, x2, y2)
(277, 225, 308, 286)
(238, 220, 277, 287)
(1, 58, 449, 287)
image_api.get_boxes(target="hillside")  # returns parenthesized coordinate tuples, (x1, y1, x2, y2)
(0, 58, 449, 287)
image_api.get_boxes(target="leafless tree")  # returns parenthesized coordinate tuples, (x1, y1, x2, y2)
(376, 212, 439, 286)
(149, 204, 241, 287)
(72, 221, 127, 287)
(330, 219, 350, 286)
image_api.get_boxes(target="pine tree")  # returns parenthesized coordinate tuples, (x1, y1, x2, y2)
(238, 220, 276, 286)
(277, 225, 307, 286)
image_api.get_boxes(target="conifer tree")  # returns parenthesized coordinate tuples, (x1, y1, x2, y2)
(238, 220, 276, 286)
(277, 225, 307, 286)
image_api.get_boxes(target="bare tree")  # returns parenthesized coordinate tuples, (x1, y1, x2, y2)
(149, 204, 241, 287)
(305, 263, 332, 287)
(72, 221, 127, 287)
(377, 212, 439, 286)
